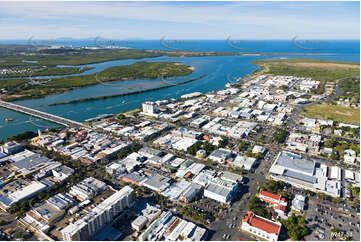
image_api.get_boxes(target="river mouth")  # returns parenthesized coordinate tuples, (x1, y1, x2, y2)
(0, 51, 359, 141)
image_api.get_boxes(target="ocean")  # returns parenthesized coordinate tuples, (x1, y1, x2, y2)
(0, 39, 359, 140)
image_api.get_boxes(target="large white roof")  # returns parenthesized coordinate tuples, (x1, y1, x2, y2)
(9, 181, 47, 203)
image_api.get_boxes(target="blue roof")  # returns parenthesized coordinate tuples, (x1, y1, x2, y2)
(277, 152, 315, 176)
(0, 152, 7, 159)
(0, 195, 13, 206)
(284, 170, 317, 184)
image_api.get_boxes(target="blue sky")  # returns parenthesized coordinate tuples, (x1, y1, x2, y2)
(0, 1, 359, 40)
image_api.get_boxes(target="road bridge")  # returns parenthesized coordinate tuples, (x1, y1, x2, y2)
(0, 100, 85, 128)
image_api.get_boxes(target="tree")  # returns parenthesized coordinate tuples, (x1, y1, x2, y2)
(247, 196, 271, 219)
(279, 214, 307, 240)
(187, 143, 202, 156)
(324, 138, 337, 148)
(14, 231, 23, 239)
(0, 219, 6, 226)
(273, 128, 288, 143)
(218, 138, 228, 148)
(259, 180, 287, 194)
(238, 141, 247, 150)
(330, 151, 340, 160)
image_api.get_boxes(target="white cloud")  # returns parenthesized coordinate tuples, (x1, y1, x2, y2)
(0, 1, 358, 39)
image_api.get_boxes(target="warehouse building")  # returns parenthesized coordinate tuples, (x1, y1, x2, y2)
(269, 151, 341, 197)
(0, 181, 48, 210)
(203, 177, 238, 204)
(142, 174, 171, 193)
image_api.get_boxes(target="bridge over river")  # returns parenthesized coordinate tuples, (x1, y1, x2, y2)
(0, 100, 85, 128)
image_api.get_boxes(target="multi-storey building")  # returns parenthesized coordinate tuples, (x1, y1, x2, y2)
(61, 186, 135, 241)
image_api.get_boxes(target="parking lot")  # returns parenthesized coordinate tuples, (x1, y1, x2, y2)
(304, 197, 360, 241)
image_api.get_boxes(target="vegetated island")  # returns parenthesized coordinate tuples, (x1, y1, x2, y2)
(49, 74, 207, 106)
(0, 66, 94, 78)
(0, 45, 333, 68)
(252, 58, 360, 124)
(1, 62, 194, 102)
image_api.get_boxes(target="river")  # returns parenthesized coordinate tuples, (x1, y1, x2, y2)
(0, 46, 359, 141)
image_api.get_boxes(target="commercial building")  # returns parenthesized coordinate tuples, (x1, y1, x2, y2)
(0, 142, 23, 155)
(0, 181, 48, 210)
(139, 211, 207, 241)
(24, 193, 74, 232)
(132, 200, 162, 229)
(68, 177, 106, 201)
(291, 194, 305, 212)
(344, 149, 357, 163)
(241, 212, 282, 241)
(142, 174, 171, 193)
(252, 145, 266, 154)
(132, 216, 148, 231)
(192, 170, 216, 187)
(142, 102, 159, 116)
(61, 186, 135, 241)
(345, 170, 355, 180)
(203, 177, 238, 204)
(190, 117, 209, 128)
(220, 171, 243, 184)
(232, 155, 258, 171)
(162, 180, 201, 203)
(9, 149, 53, 177)
(330, 166, 342, 181)
(258, 191, 287, 207)
(269, 151, 341, 197)
(208, 149, 233, 163)
(121, 172, 147, 185)
(258, 191, 287, 217)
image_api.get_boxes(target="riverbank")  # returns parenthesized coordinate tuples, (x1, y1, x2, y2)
(48, 74, 207, 106)
(1, 61, 194, 102)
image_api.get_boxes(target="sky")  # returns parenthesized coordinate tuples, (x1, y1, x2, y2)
(0, 1, 359, 40)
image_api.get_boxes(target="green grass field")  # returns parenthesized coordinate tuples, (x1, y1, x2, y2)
(252, 58, 360, 82)
(302, 104, 360, 124)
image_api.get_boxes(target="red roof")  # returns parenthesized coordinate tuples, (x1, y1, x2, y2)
(275, 204, 286, 211)
(260, 190, 281, 200)
(243, 212, 281, 235)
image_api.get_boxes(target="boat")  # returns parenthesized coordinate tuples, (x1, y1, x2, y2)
(122, 101, 126, 104)
(5, 118, 14, 122)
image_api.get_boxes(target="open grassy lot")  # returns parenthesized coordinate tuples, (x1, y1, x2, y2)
(338, 77, 360, 103)
(302, 104, 360, 124)
(252, 58, 360, 82)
